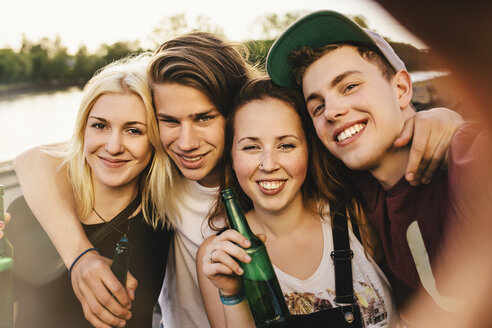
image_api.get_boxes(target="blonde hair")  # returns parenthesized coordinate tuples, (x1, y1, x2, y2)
(46, 53, 183, 228)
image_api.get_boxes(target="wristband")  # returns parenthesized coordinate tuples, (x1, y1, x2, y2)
(219, 289, 246, 306)
(68, 247, 99, 278)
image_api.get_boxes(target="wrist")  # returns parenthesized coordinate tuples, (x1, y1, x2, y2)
(68, 247, 99, 278)
(219, 289, 245, 306)
(62, 237, 94, 268)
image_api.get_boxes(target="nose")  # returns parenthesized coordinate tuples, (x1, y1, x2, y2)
(323, 97, 349, 122)
(104, 131, 124, 154)
(177, 123, 200, 151)
(259, 149, 280, 172)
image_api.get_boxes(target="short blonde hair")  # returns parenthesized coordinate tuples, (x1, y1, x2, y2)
(47, 53, 183, 228)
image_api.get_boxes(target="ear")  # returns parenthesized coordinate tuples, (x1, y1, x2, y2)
(393, 70, 413, 110)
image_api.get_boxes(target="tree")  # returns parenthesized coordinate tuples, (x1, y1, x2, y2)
(0, 49, 31, 83)
(254, 11, 305, 40)
(149, 13, 224, 46)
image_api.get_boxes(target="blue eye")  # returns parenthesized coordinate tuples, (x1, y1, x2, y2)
(197, 115, 215, 123)
(127, 128, 143, 135)
(91, 123, 106, 130)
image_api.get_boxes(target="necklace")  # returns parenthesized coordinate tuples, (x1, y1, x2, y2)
(92, 208, 132, 237)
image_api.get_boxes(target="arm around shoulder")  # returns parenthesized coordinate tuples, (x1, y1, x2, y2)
(14, 144, 92, 267)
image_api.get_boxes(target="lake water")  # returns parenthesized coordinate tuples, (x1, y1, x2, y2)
(0, 87, 83, 162)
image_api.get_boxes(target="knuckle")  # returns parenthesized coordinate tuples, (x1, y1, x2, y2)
(99, 293, 114, 305)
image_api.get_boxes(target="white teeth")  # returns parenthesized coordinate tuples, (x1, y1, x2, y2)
(337, 123, 365, 142)
(259, 181, 284, 190)
(181, 155, 202, 162)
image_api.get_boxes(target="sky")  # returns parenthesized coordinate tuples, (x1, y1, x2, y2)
(0, 0, 427, 54)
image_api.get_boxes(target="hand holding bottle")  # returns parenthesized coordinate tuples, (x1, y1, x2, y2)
(69, 251, 137, 328)
(201, 229, 253, 296)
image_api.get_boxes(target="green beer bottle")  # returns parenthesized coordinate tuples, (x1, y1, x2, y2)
(110, 235, 132, 285)
(0, 185, 14, 328)
(220, 188, 290, 328)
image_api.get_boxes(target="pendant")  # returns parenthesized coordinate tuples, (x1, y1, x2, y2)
(344, 310, 355, 323)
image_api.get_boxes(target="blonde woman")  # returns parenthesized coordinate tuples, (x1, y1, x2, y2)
(13, 53, 181, 328)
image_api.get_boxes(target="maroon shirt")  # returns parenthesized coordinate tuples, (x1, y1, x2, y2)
(351, 122, 484, 306)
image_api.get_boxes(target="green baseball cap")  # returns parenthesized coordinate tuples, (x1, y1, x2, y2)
(266, 10, 406, 88)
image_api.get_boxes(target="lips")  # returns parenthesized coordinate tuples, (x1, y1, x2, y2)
(257, 179, 286, 195)
(174, 151, 208, 169)
(333, 120, 367, 144)
(99, 157, 129, 168)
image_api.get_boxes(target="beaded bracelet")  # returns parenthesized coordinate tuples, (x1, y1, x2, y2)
(68, 247, 99, 278)
(219, 289, 246, 306)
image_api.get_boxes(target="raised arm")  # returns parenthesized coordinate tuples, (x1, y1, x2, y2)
(14, 145, 134, 328)
(394, 107, 464, 186)
(197, 230, 256, 328)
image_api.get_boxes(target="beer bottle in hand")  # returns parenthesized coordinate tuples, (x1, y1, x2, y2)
(110, 235, 132, 285)
(221, 188, 291, 327)
(0, 185, 14, 328)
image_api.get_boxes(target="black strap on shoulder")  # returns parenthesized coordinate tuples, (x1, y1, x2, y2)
(331, 213, 356, 305)
(88, 194, 141, 245)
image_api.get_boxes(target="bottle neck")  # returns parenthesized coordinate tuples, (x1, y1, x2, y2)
(223, 198, 254, 237)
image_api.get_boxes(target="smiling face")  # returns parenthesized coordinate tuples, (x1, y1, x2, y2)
(302, 45, 412, 174)
(231, 98, 308, 214)
(153, 83, 225, 187)
(84, 93, 152, 191)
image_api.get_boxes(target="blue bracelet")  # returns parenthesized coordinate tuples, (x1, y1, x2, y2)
(219, 289, 246, 306)
(68, 247, 99, 278)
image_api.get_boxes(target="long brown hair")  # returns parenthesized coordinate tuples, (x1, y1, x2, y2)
(147, 32, 258, 118)
(208, 77, 381, 261)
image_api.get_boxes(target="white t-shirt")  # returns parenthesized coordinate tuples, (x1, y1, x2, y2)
(275, 219, 397, 327)
(158, 180, 218, 328)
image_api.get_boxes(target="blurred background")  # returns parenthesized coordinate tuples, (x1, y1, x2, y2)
(0, 0, 466, 207)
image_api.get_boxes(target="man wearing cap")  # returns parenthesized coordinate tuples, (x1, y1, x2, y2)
(266, 10, 482, 322)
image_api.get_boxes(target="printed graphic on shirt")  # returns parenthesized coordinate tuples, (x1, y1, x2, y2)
(284, 280, 388, 327)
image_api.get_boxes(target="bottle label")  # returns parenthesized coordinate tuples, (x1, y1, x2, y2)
(242, 245, 275, 281)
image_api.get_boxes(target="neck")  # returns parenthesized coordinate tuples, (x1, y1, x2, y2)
(248, 193, 313, 238)
(92, 179, 139, 221)
(197, 171, 220, 188)
(370, 144, 410, 190)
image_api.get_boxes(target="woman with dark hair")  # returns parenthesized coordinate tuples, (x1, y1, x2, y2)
(197, 78, 396, 327)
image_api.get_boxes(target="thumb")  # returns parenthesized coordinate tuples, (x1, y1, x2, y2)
(394, 115, 414, 148)
(126, 271, 138, 301)
(257, 233, 267, 243)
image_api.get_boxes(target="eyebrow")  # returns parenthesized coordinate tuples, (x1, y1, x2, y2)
(236, 135, 299, 144)
(89, 116, 147, 126)
(305, 70, 361, 104)
(156, 108, 217, 121)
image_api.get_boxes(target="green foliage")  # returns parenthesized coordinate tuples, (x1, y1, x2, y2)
(149, 13, 224, 46)
(0, 37, 143, 86)
(0, 49, 31, 83)
(254, 11, 306, 40)
(244, 39, 274, 72)
(0, 12, 444, 88)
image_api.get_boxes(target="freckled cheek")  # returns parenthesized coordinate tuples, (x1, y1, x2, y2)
(287, 154, 308, 182)
(231, 153, 258, 189)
